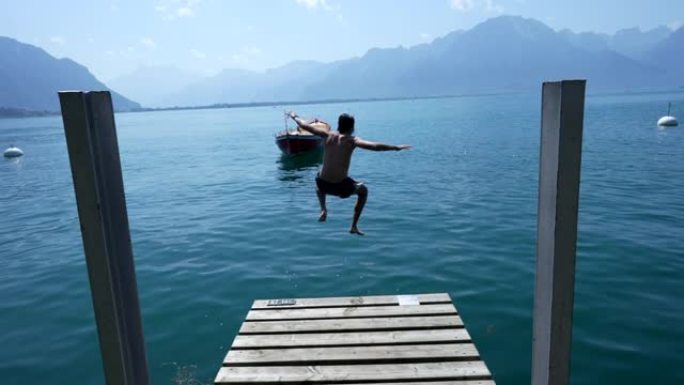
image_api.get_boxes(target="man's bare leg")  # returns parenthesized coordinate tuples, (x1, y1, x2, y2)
(350, 184, 367, 235)
(316, 188, 327, 222)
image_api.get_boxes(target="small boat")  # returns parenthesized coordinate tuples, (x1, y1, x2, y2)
(3, 145, 24, 158)
(657, 102, 678, 127)
(276, 121, 330, 155)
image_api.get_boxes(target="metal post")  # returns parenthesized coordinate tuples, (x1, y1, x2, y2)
(59, 91, 149, 385)
(531, 80, 586, 385)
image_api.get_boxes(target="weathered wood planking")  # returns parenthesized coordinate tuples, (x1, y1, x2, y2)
(216, 362, 490, 383)
(225, 344, 480, 365)
(247, 304, 457, 321)
(297, 382, 496, 385)
(216, 293, 494, 384)
(240, 315, 463, 333)
(252, 293, 451, 309)
(232, 329, 471, 348)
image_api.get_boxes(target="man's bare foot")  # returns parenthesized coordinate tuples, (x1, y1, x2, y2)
(350, 226, 365, 236)
(318, 210, 327, 222)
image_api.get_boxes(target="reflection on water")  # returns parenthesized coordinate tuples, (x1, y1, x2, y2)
(3, 156, 23, 170)
(277, 149, 323, 181)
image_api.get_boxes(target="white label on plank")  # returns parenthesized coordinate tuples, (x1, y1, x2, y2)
(266, 299, 296, 306)
(397, 295, 420, 306)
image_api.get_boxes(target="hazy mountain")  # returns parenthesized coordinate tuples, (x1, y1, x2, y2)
(166, 61, 339, 107)
(643, 27, 684, 84)
(315, 16, 665, 97)
(558, 30, 610, 52)
(611, 26, 672, 58)
(559, 26, 672, 59)
(0, 37, 139, 112)
(108, 66, 203, 107)
(2, 17, 679, 112)
(166, 16, 672, 107)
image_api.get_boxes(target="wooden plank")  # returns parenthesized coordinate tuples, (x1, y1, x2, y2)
(247, 304, 457, 321)
(215, 362, 491, 383)
(231, 329, 471, 348)
(318, 382, 495, 385)
(312, 382, 495, 385)
(225, 343, 480, 365)
(240, 315, 463, 334)
(252, 293, 451, 309)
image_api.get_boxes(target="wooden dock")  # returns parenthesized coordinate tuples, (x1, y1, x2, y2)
(215, 293, 495, 384)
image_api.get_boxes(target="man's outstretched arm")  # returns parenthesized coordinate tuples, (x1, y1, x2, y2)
(355, 138, 411, 151)
(288, 111, 329, 138)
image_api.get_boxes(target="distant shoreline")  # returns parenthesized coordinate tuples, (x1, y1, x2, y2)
(0, 107, 59, 119)
(128, 92, 513, 114)
(2, 87, 682, 120)
(0, 92, 510, 119)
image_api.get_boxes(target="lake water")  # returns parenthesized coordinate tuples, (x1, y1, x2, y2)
(1, 91, 683, 385)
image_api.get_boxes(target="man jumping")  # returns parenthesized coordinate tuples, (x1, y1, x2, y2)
(288, 112, 411, 235)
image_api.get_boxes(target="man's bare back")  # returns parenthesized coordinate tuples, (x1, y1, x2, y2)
(320, 132, 355, 182)
(289, 112, 411, 235)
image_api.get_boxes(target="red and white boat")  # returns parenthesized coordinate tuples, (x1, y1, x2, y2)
(275, 121, 330, 155)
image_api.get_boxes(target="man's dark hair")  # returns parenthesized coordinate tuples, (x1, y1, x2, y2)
(338, 113, 355, 134)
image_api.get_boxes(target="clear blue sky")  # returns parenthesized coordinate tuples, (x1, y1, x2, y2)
(2, 0, 682, 81)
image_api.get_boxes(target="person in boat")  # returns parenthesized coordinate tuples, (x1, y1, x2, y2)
(288, 111, 411, 235)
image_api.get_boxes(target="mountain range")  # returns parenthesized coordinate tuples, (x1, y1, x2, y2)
(558, 26, 672, 57)
(0, 37, 139, 112)
(107, 66, 202, 108)
(138, 16, 684, 107)
(1, 16, 682, 113)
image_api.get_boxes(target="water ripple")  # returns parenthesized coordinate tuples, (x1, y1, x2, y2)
(1, 92, 683, 384)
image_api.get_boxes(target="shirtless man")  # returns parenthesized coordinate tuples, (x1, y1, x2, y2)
(288, 112, 411, 235)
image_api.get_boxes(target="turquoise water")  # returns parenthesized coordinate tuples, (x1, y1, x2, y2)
(1, 92, 683, 385)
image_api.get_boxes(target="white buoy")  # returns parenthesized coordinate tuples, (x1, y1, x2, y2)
(658, 116, 678, 126)
(657, 102, 679, 127)
(3, 145, 24, 158)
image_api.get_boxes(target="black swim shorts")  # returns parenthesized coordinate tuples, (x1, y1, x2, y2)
(315, 175, 358, 199)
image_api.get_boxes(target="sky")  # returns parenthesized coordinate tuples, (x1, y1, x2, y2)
(1, 0, 683, 81)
